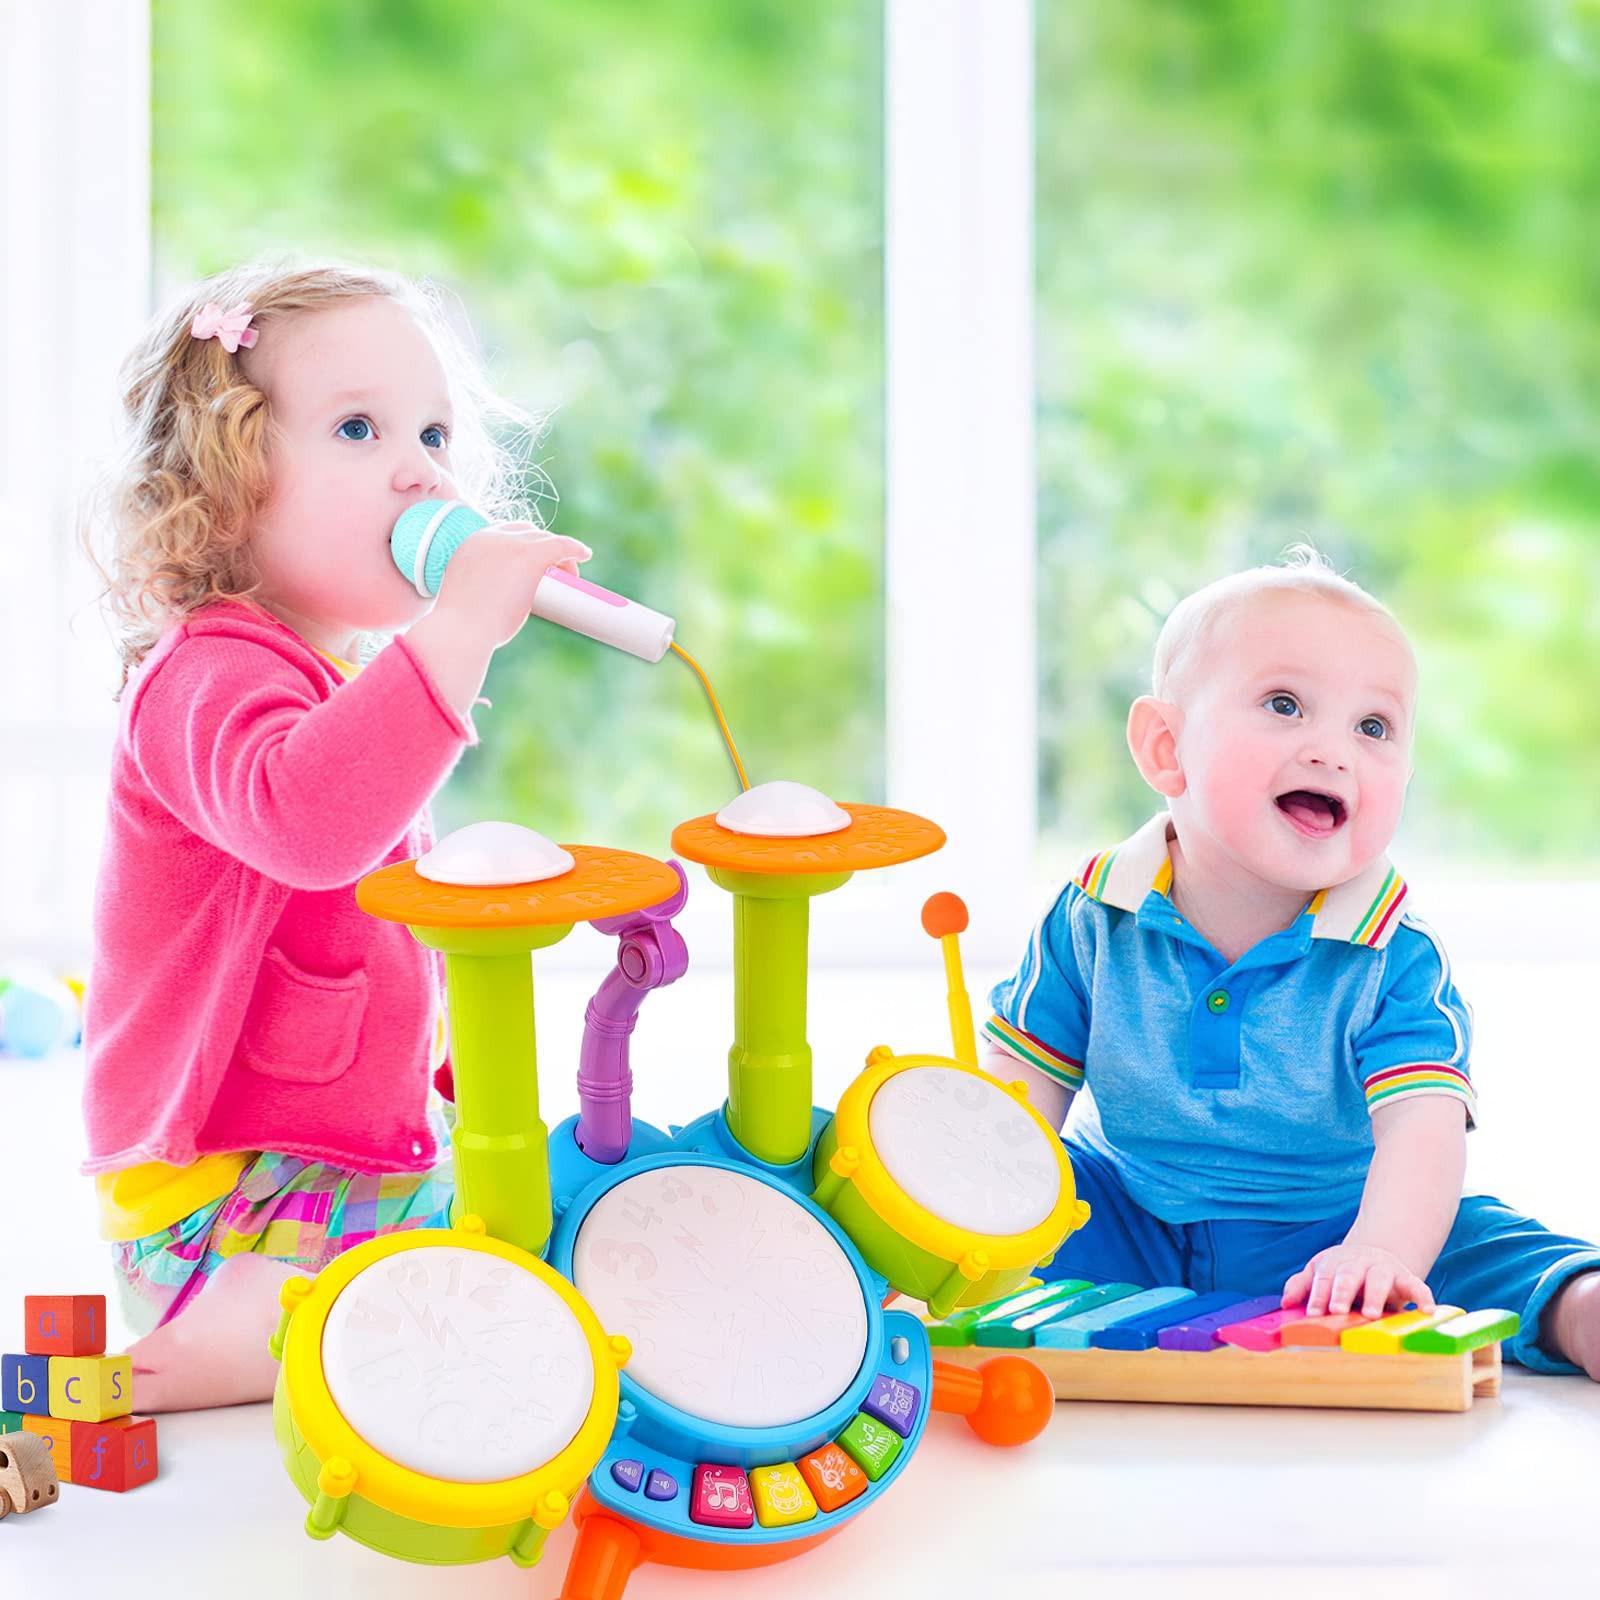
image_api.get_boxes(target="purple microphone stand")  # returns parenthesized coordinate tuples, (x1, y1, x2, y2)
(575, 858, 689, 1162)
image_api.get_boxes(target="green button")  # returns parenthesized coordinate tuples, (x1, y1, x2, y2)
(1207, 990, 1231, 1014)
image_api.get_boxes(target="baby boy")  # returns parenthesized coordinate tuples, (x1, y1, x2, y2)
(984, 552, 1600, 1376)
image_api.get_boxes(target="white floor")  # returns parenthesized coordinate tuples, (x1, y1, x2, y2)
(3, 959, 1599, 1597)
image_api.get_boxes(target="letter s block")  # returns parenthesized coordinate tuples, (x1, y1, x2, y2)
(49, 1355, 132, 1423)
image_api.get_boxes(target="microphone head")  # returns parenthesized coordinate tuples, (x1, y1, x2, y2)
(390, 499, 489, 598)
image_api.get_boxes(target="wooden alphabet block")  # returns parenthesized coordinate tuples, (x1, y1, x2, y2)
(70, 1416, 158, 1493)
(20, 1414, 72, 1482)
(0, 1411, 23, 1433)
(1, 1353, 51, 1416)
(24, 1295, 107, 1358)
(48, 1354, 132, 1423)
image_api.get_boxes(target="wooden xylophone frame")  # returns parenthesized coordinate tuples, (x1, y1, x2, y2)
(929, 1337, 1503, 1413)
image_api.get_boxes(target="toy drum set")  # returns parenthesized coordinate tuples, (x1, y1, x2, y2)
(270, 789, 1086, 1596)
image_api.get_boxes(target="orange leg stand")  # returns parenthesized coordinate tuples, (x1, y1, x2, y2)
(932, 1355, 1056, 1447)
(562, 1514, 642, 1600)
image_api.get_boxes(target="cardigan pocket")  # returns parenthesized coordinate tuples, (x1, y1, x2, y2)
(239, 947, 368, 1086)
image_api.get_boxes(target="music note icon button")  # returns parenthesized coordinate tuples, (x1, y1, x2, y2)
(690, 1463, 755, 1528)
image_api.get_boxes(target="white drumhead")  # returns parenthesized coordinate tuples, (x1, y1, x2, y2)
(322, 1245, 594, 1483)
(869, 1065, 1061, 1235)
(572, 1166, 868, 1429)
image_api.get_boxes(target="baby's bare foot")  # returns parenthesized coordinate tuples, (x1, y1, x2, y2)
(1542, 1270, 1600, 1381)
(129, 1254, 301, 1412)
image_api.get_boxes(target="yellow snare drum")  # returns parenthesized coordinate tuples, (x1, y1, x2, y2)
(271, 1218, 629, 1567)
(813, 1051, 1090, 1317)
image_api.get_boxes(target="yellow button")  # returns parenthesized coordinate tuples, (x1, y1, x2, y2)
(750, 1462, 818, 1527)
(1207, 990, 1230, 1014)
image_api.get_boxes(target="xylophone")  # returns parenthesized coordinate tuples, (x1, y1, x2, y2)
(923, 1279, 1520, 1413)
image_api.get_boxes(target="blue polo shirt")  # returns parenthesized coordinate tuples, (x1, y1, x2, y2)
(985, 813, 1476, 1223)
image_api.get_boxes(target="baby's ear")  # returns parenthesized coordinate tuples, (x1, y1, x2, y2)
(1126, 696, 1186, 798)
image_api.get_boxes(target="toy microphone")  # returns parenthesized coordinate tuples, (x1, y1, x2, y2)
(390, 499, 676, 663)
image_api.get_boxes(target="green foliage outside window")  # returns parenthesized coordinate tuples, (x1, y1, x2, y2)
(1037, 0, 1600, 873)
(152, 0, 885, 854)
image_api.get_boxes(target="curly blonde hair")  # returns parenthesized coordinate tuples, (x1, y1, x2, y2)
(84, 259, 550, 685)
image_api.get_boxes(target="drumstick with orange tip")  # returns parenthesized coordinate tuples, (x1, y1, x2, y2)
(921, 892, 978, 1067)
(931, 1354, 1055, 1445)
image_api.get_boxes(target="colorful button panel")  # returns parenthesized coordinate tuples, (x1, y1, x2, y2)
(750, 1462, 818, 1528)
(798, 1442, 869, 1512)
(862, 1374, 921, 1438)
(690, 1463, 754, 1529)
(837, 1413, 903, 1482)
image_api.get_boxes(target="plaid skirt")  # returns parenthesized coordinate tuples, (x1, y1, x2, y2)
(112, 1135, 455, 1336)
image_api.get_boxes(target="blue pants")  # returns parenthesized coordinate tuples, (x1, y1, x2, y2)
(1041, 1138, 1600, 1374)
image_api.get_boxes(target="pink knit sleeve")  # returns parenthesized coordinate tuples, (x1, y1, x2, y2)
(128, 630, 473, 891)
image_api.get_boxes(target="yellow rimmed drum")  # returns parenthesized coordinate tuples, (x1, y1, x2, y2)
(812, 1051, 1091, 1318)
(271, 1218, 630, 1568)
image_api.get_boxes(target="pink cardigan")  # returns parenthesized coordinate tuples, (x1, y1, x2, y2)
(82, 601, 474, 1176)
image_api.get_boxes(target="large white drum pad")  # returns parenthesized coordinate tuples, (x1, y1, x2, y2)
(322, 1245, 595, 1483)
(573, 1167, 869, 1429)
(869, 1065, 1061, 1235)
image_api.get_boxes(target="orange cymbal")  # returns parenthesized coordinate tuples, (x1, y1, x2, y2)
(357, 845, 682, 928)
(670, 804, 945, 876)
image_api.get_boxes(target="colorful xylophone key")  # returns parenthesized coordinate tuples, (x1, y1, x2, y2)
(921, 1280, 1522, 1413)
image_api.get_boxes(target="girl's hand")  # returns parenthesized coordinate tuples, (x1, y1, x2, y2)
(430, 521, 593, 649)
(1281, 1243, 1434, 1319)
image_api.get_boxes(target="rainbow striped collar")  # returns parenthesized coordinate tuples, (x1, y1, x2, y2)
(1073, 812, 1410, 951)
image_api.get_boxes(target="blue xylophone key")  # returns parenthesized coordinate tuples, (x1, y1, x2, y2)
(1036, 1285, 1198, 1350)
(1089, 1289, 1253, 1350)
(1089, 1287, 1203, 1350)
(1157, 1294, 1282, 1351)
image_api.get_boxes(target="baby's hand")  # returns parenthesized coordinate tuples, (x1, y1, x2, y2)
(431, 521, 593, 650)
(1281, 1243, 1434, 1319)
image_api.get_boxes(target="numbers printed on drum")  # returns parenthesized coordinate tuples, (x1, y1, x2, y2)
(588, 1238, 658, 1281)
(657, 1174, 693, 1204)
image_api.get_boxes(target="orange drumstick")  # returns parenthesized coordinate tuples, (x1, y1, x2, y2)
(930, 1355, 1055, 1446)
(921, 893, 978, 1066)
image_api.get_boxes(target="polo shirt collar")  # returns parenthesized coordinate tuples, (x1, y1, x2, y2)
(1073, 812, 1410, 951)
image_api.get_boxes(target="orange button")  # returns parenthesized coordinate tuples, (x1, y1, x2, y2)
(797, 1443, 868, 1513)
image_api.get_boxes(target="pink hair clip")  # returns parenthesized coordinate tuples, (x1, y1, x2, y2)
(190, 300, 258, 353)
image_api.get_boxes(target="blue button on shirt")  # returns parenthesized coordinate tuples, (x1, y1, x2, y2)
(985, 813, 1476, 1223)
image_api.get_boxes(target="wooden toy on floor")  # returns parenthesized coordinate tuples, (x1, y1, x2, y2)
(0, 1429, 60, 1517)
(0, 1294, 158, 1490)
(922, 1280, 1519, 1413)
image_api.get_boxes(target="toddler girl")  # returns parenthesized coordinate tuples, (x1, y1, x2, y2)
(82, 262, 590, 1411)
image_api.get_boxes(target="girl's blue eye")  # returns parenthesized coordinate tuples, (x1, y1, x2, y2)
(421, 425, 447, 449)
(1358, 715, 1390, 740)
(1266, 693, 1301, 718)
(336, 417, 373, 441)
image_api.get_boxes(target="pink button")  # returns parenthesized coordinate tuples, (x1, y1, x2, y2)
(690, 1463, 754, 1529)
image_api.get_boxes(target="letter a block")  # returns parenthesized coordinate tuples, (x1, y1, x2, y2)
(24, 1295, 106, 1358)
(49, 1355, 132, 1424)
(1, 1354, 51, 1416)
(70, 1416, 158, 1493)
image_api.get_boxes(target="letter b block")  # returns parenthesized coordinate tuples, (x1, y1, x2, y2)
(24, 1295, 106, 1357)
(49, 1355, 132, 1423)
(71, 1416, 158, 1493)
(2, 1353, 51, 1416)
